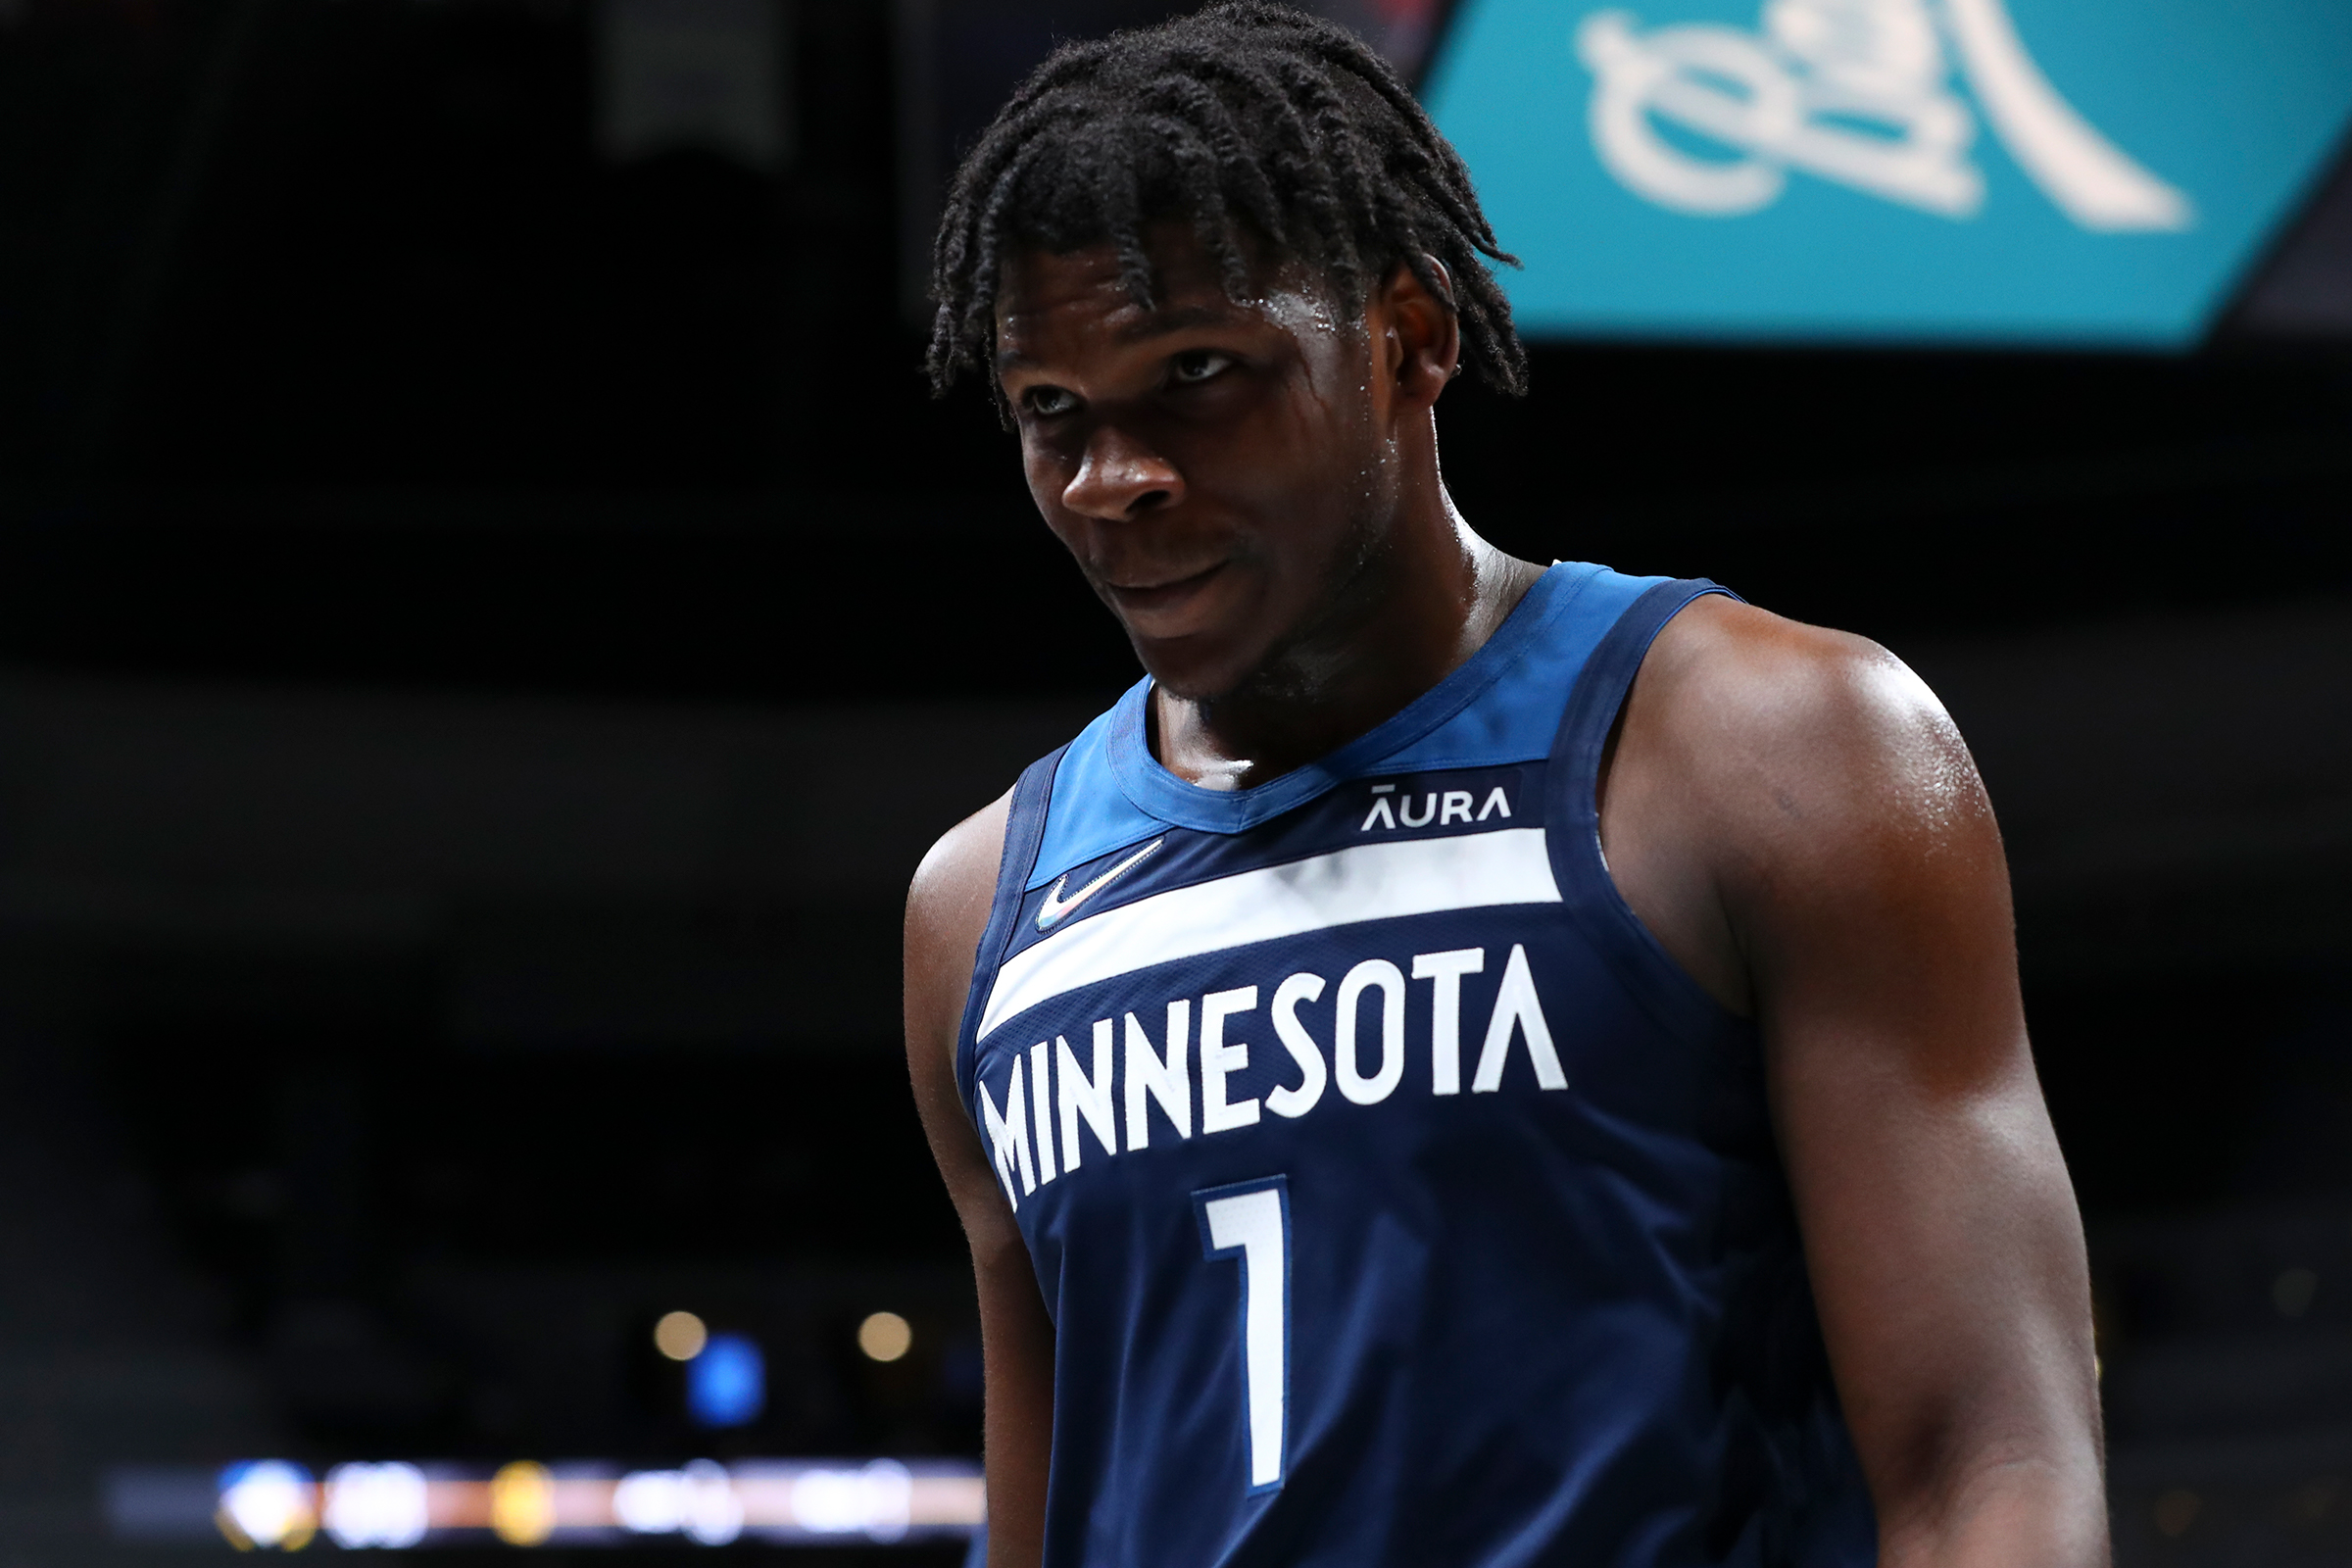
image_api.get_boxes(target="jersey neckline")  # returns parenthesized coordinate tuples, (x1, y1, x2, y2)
(1104, 561, 1597, 835)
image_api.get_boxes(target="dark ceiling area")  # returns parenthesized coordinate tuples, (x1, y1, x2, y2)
(2, 0, 2346, 702)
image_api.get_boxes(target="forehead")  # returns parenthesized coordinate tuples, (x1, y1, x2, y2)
(994, 233, 1338, 368)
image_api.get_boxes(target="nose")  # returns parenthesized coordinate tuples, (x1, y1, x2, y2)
(1062, 425, 1184, 520)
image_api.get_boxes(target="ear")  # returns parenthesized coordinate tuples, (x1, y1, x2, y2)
(1372, 255, 1462, 411)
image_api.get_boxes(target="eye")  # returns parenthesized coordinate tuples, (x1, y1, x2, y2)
(1022, 384, 1080, 418)
(1169, 349, 1235, 386)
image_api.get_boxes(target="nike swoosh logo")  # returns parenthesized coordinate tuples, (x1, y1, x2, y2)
(1037, 838, 1164, 932)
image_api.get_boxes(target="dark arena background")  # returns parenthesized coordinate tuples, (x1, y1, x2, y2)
(0, 0, 2347, 1562)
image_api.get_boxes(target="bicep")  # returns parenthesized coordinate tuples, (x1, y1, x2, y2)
(1723, 647, 2100, 1546)
(903, 796, 1054, 1568)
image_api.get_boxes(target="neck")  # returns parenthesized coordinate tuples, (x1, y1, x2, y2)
(1151, 478, 1544, 792)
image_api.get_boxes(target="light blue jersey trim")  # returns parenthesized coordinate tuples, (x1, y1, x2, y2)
(1027, 562, 1669, 888)
(1378, 564, 1665, 775)
(1032, 707, 1164, 893)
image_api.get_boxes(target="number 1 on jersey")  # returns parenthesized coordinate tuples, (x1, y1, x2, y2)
(1194, 1176, 1290, 1493)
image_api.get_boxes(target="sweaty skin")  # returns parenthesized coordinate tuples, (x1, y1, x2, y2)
(905, 231, 2108, 1568)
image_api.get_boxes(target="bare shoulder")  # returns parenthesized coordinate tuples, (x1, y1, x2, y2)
(1625, 594, 1985, 848)
(907, 790, 1014, 957)
(1641, 596, 1958, 759)
(905, 790, 1015, 1079)
(1603, 595, 2003, 1013)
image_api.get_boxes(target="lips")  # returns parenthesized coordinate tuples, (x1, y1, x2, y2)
(1102, 560, 1227, 614)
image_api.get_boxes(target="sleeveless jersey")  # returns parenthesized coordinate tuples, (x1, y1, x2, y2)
(955, 564, 1875, 1568)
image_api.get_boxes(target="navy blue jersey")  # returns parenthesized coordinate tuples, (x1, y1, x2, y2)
(955, 564, 1874, 1568)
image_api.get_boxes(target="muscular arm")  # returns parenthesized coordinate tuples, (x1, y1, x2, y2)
(1602, 598, 2107, 1568)
(905, 793, 1054, 1568)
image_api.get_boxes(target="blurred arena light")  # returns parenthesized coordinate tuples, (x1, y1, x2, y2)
(686, 1333, 766, 1427)
(490, 1462, 559, 1547)
(107, 1459, 983, 1548)
(612, 1461, 744, 1545)
(652, 1309, 709, 1361)
(320, 1464, 429, 1549)
(217, 1462, 318, 1551)
(858, 1310, 913, 1362)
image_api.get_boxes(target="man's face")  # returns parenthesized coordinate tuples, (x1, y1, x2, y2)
(994, 231, 1404, 704)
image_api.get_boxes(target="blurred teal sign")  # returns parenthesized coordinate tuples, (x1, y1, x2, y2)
(1423, 0, 2352, 345)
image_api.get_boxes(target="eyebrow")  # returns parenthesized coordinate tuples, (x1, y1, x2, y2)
(1114, 303, 1234, 343)
(996, 302, 1245, 371)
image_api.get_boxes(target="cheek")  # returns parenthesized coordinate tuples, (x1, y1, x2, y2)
(1257, 403, 1382, 527)
(1269, 350, 1384, 483)
(1206, 386, 1358, 511)
(1018, 431, 1056, 488)
(1022, 446, 1092, 550)
(1020, 434, 1084, 520)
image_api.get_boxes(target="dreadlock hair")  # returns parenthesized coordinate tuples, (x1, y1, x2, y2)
(926, 1, 1529, 400)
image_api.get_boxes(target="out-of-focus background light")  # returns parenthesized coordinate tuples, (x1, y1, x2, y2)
(216, 1461, 317, 1552)
(859, 1310, 914, 1363)
(612, 1459, 746, 1545)
(490, 1459, 560, 1547)
(111, 1458, 984, 1548)
(687, 1333, 767, 1428)
(655, 1309, 710, 1361)
(321, 1461, 430, 1549)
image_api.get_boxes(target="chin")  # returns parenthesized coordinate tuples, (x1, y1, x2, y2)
(1117, 572, 1325, 707)
(1133, 654, 1244, 706)
(1135, 629, 1324, 710)
(1127, 632, 1265, 707)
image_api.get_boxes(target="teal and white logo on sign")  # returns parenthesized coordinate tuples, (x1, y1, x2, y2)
(1423, 0, 2352, 345)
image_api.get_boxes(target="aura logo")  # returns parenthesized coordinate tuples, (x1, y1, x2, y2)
(1360, 783, 1514, 832)
(1575, 0, 2191, 229)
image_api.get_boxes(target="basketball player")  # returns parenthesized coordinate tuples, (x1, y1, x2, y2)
(903, 7, 2106, 1565)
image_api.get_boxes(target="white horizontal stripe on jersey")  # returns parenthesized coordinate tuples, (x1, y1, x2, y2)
(979, 827, 1562, 1041)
